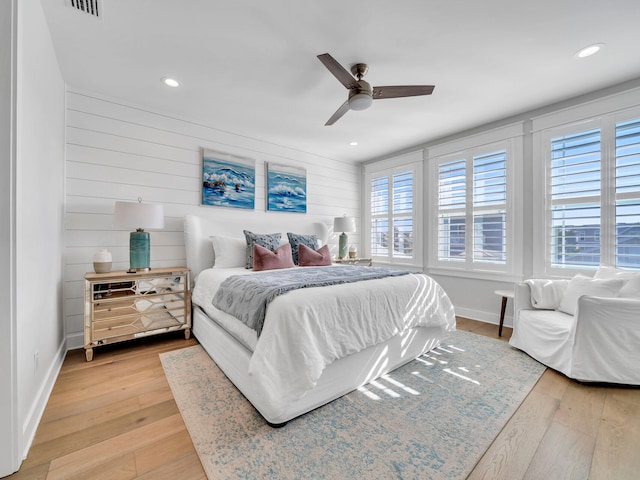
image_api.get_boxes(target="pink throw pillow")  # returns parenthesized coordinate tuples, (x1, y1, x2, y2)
(252, 243, 294, 271)
(298, 243, 332, 266)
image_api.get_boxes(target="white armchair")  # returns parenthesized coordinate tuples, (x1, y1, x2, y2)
(510, 274, 640, 385)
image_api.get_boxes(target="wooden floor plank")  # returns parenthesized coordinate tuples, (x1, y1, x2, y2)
(134, 430, 198, 475)
(46, 368, 166, 407)
(136, 452, 207, 480)
(22, 401, 180, 472)
(523, 421, 596, 480)
(553, 381, 607, 437)
(35, 396, 142, 444)
(467, 390, 559, 480)
(589, 395, 640, 480)
(40, 376, 170, 425)
(63, 453, 137, 480)
(46, 414, 185, 480)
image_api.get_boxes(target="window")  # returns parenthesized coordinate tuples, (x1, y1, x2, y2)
(540, 113, 640, 273)
(364, 154, 422, 266)
(370, 169, 415, 259)
(615, 118, 640, 268)
(549, 128, 601, 267)
(433, 144, 511, 273)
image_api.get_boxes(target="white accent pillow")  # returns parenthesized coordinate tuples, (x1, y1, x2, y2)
(210, 235, 246, 268)
(594, 265, 639, 280)
(558, 275, 625, 315)
(618, 275, 640, 299)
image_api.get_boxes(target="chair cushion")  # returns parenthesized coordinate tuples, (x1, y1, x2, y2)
(511, 309, 575, 377)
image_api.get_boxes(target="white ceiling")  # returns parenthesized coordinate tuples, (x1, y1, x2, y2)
(41, 0, 640, 163)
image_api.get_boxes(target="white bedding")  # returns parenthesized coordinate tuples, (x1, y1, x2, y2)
(192, 267, 258, 350)
(192, 266, 456, 417)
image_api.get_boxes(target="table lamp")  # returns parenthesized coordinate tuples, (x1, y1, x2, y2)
(114, 198, 164, 272)
(334, 215, 356, 259)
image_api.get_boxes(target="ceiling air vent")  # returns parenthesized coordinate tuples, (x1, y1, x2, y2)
(66, 0, 102, 19)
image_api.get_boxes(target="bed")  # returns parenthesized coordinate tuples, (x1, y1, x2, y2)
(184, 214, 456, 425)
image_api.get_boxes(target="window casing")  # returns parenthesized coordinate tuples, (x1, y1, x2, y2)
(537, 109, 640, 275)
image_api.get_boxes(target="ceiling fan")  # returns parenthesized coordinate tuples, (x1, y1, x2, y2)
(317, 53, 435, 126)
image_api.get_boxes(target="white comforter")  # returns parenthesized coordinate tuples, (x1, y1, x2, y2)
(192, 266, 456, 415)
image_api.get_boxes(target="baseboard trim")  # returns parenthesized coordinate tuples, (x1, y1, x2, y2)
(454, 306, 513, 329)
(21, 338, 67, 461)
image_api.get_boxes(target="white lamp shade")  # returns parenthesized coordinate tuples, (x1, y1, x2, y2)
(334, 216, 356, 233)
(114, 201, 165, 230)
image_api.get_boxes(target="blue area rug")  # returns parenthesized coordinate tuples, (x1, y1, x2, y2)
(160, 330, 545, 479)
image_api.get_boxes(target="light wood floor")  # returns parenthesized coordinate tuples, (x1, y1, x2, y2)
(8, 319, 640, 479)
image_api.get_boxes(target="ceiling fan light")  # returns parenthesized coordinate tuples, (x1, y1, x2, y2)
(349, 93, 372, 111)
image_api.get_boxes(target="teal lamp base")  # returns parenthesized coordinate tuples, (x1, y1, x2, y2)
(338, 232, 348, 259)
(129, 229, 150, 272)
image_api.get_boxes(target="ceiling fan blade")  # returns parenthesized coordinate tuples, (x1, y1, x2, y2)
(372, 85, 435, 99)
(317, 53, 358, 90)
(325, 101, 350, 126)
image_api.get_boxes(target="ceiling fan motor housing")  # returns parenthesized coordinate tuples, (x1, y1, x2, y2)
(348, 80, 373, 110)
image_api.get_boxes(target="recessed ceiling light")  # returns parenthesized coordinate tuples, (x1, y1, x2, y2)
(161, 77, 180, 88)
(575, 43, 604, 59)
(349, 141, 359, 146)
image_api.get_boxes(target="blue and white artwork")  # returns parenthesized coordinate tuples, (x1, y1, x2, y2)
(266, 163, 307, 213)
(202, 150, 255, 209)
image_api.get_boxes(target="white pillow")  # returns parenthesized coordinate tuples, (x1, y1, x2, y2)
(558, 275, 625, 315)
(618, 275, 640, 299)
(594, 265, 639, 280)
(210, 235, 246, 268)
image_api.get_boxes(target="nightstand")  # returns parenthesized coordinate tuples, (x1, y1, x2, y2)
(333, 258, 373, 266)
(84, 267, 191, 361)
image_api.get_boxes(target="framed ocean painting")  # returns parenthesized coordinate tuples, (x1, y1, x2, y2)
(201, 149, 255, 209)
(266, 163, 307, 213)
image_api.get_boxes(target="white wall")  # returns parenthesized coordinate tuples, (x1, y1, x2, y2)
(63, 90, 362, 348)
(0, 0, 18, 475)
(0, 0, 67, 474)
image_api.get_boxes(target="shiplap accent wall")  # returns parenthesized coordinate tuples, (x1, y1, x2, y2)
(63, 88, 361, 348)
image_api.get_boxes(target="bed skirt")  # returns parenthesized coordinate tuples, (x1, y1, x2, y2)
(192, 305, 446, 425)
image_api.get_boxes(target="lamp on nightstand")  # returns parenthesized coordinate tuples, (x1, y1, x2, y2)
(334, 215, 356, 259)
(114, 198, 164, 272)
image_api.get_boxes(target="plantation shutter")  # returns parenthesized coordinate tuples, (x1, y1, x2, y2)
(392, 171, 413, 257)
(370, 176, 389, 257)
(549, 128, 602, 267)
(615, 118, 640, 268)
(438, 159, 466, 261)
(472, 150, 507, 263)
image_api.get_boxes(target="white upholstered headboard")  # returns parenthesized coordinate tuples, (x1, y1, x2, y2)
(184, 214, 330, 280)
(184, 214, 216, 281)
